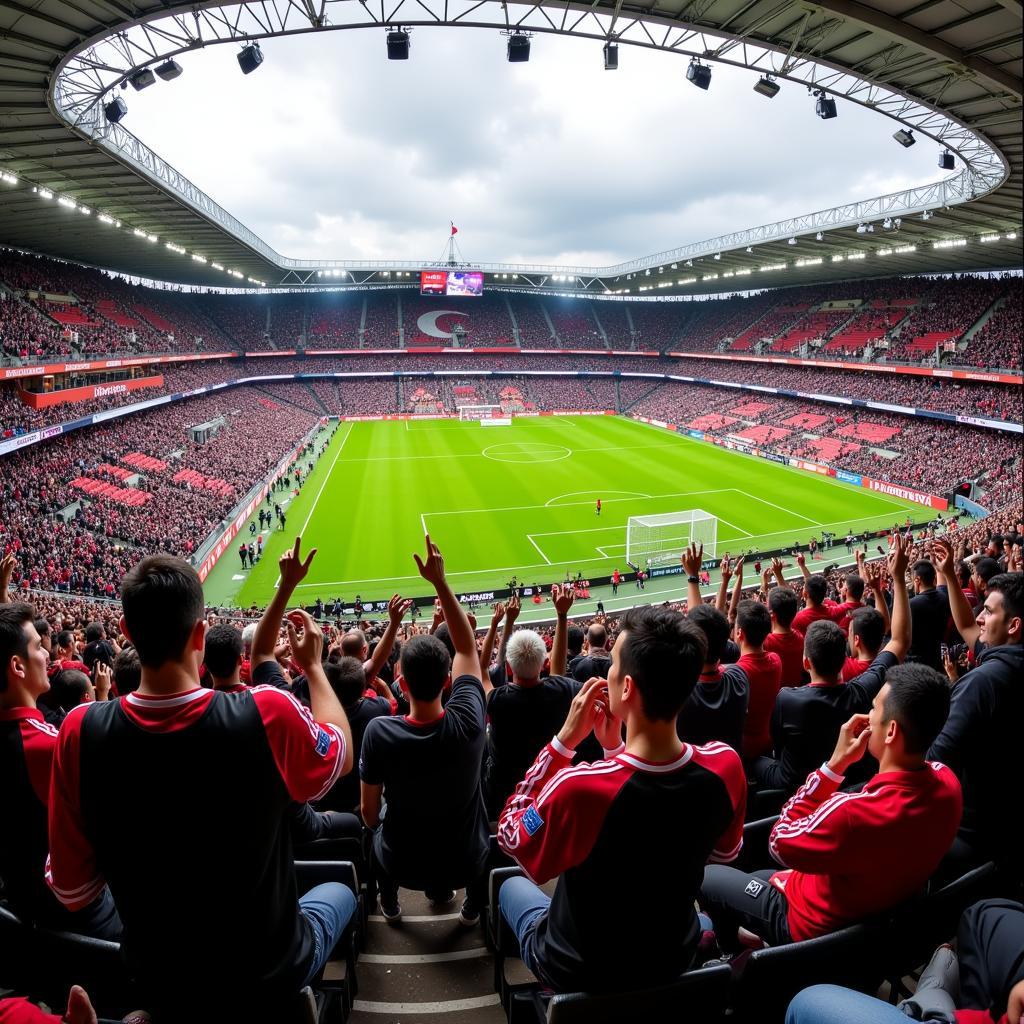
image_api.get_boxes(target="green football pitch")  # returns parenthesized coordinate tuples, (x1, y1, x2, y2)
(204, 415, 933, 611)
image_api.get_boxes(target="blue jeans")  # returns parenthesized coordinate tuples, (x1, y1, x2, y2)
(300, 882, 358, 985)
(786, 985, 911, 1024)
(499, 876, 551, 981)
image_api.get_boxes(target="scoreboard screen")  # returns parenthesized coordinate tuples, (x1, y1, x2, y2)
(420, 270, 483, 297)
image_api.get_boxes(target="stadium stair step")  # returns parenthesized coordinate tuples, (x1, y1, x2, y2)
(349, 887, 504, 1023)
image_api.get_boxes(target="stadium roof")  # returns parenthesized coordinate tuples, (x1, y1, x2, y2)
(0, 0, 1020, 296)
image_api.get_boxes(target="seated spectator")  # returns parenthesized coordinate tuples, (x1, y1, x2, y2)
(785, 898, 1024, 1024)
(0, 603, 120, 939)
(497, 603, 746, 993)
(45, 541, 356, 1020)
(750, 536, 912, 793)
(484, 588, 582, 819)
(734, 599, 782, 760)
(202, 623, 246, 692)
(677, 548, 749, 752)
(701, 664, 961, 947)
(761, 564, 806, 687)
(929, 546, 1023, 874)
(360, 536, 489, 926)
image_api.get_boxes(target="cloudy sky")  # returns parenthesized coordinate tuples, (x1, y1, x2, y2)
(125, 27, 943, 266)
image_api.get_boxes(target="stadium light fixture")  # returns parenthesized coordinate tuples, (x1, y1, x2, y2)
(387, 29, 410, 59)
(939, 149, 955, 170)
(34, 187, 53, 199)
(603, 41, 618, 70)
(155, 59, 183, 81)
(753, 75, 779, 98)
(104, 95, 128, 123)
(0, 171, 17, 185)
(237, 42, 264, 74)
(507, 32, 531, 62)
(713, 253, 721, 260)
(815, 231, 823, 241)
(57, 196, 76, 209)
(788, 237, 797, 245)
(892, 128, 915, 148)
(686, 59, 712, 91)
(127, 68, 155, 91)
(814, 90, 837, 119)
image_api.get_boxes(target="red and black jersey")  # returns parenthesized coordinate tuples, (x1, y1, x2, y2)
(769, 760, 962, 940)
(498, 738, 746, 992)
(0, 707, 59, 921)
(46, 686, 346, 1007)
(765, 629, 806, 688)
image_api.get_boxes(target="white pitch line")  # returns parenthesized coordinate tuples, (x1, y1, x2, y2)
(273, 423, 354, 588)
(527, 535, 552, 564)
(736, 488, 823, 526)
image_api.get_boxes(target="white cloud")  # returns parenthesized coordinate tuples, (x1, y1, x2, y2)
(124, 27, 944, 265)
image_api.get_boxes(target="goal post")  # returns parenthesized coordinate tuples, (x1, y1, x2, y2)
(625, 509, 718, 567)
(457, 404, 511, 426)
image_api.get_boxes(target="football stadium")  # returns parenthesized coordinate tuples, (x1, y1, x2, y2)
(0, 0, 1022, 1021)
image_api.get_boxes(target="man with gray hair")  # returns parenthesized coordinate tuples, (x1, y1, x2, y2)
(483, 586, 584, 817)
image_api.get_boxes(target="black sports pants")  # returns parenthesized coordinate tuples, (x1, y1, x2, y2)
(699, 865, 793, 948)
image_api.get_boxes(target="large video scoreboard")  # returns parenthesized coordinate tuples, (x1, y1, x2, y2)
(420, 270, 484, 297)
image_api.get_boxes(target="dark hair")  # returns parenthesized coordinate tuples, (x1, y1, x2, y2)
(33, 618, 51, 641)
(203, 624, 244, 679)
(881, 663, 951, 754)
(40, 669, 90, 716)
(803, 619, 848, 678)
(400, 634, 451, 701)
(567, 626, 584, 656)
(56, 630, 74, 650)
(736, 600, 771, 647)
(768, 586, 799, 628)
(586, 623, 608, 649)
(85, 621, 103, 643)
(324, 656, 367, 707)
(804, 575, 827, 605)
(988, 573, 1024, 626)
(687, 604, 730, 664)
(0, 603, 34, 694)
(849, 606, 885, 654)
(844, 575, 865, 601)
(912, 560, 937, 587)
(112, 646, 142, 696)
(618, 606, 706, 721)
(120, 555, 204, 669)
(973, 557, 1001, 585)
(431, 622, 457, 660)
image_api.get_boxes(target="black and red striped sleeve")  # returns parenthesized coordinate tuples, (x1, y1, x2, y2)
(691, 742, 748, 864)
(20, 717, 58, 805)
(249, 686, 346, 803)
(497, 737, 630, 884)
(46, 704, 105, 911)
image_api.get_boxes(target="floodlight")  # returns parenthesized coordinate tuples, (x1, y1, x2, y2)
(892, 128, 915, 147)
(603, 41, 618, 70)
(754, 75, 779, 98)
(155, 60, 183, 81)
(104, 96, 128, 123)
(788, 237, 797, 245)
(237, 42, 264, 74)
(814, 90, 837, 119)
(686, 59, 712, 90)
(507, 33, 531, 62)
(127, 68, 155, 91)
(387, 29, 410, 59)
(815, 231, 823, 240)
(939, 149, 955, 170)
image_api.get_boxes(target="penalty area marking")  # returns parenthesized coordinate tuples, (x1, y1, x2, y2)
(527, 535, 553, 564)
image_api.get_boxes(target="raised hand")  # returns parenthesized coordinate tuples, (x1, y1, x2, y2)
(593, 687, 623, 752)
(796, 551, 806, 569)
(505, 591, 522, 625)
(681, 542, 704, 577)
(93, 661, 113, 702)
(931, 537, 956, 580)
(286, 609, 323, 671)
(556, 676, 610, 751)
(413, 533, 446, 587)
(279, 536, 316, 591)
(552, 583, 574, 616)
(887, 532, 913, 580)
(490, 602, 506, 627)
(0, 551, 16, 602)
(827, 713, 872, 776)
(388, 594, 413, 626)
(719, 556, 733, 580)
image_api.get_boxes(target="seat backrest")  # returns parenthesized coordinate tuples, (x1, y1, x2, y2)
(735, 815, 779, 872)
(546, 964, 732, 1024)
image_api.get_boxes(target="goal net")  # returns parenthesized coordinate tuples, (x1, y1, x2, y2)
(625, 509, 718, 567)
(458, 405, 504, 422)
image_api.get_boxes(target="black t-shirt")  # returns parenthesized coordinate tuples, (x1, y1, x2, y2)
(677, 663, 749, 753)
(908, 588, 950, 671)
(252, 659, 298, 693)
(763, 651, 896, 793)
(360, 674, 489, 889)
(484, 675, 580, 816)
(83, 639, 115, 671)
(570, 653, 612, 682)
(317, 697, 391, 813)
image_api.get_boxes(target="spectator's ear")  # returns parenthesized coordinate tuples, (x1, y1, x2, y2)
(191, 619, 207, 655)
(118, 614, 133, 646)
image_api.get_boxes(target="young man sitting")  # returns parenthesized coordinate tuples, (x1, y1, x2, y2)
(497, 604, 746, 994)
(734, 599, 783, 760)
(360, 536, 490, 926)
(46, 540, 356, 1020)
(701, 664, 962, 947)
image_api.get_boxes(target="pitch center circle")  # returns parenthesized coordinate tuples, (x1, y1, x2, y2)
(482, 442, 572, 464)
